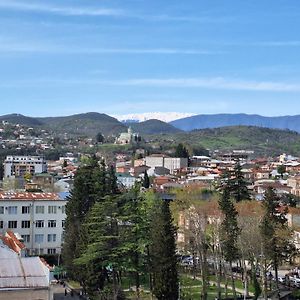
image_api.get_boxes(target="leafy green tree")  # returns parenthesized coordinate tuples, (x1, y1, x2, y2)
(260, 187, 296, 296)
(277, 164, 286, 178)
(149, 200, 179, 300)
(143, 170, 150, 188)
(96, 132, 104, 143)
(219, 187, 240, 300)
(175, 143, 189, 158)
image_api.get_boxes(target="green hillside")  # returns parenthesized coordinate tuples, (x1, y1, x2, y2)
(38, 112, 127, 136)
(0, 114, 43, 126)
(151, 126, 300, 156)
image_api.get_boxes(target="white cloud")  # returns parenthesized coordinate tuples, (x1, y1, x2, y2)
(0, 40, 220, 55)
(0, 0, 123, 16)
(1, 77, 300, 93)
(103, 77, 300, 92)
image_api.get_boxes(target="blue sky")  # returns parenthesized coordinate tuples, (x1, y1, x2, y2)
(1, 0, 300, 117)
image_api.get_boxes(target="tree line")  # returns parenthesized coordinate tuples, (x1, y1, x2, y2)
(62, 157, 178, 300)
(173, 162, 298, 300)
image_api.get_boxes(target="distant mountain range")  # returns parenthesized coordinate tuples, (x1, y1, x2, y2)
(170, 113, 300, 132)
(113, 112, 195, 123)
(2, 112, 300, 136)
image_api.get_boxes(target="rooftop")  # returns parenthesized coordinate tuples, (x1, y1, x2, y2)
(0, 192, 66, 201)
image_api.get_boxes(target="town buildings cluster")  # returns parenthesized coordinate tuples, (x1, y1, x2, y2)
(2, 132, 300, 298)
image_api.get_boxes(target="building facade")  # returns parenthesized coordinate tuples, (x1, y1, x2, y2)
(145, 155, 188, 174)
(4, 155, 47, 178)
(0, 192, 67, 255)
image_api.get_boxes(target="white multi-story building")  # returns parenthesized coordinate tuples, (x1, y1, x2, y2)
(145, 154, 188, 174)
(0, 192, 67, 255)
(4, 155, 47, 178)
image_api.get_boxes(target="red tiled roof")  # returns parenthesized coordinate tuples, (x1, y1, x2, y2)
(0, 231, 25, 254)
(0, 192, 61, 201)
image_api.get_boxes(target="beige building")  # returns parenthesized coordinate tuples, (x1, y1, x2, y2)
(145, 154, 188, 174)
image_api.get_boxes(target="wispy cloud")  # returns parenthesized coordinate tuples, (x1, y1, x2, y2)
(0, 0, 123, 16)
(0, 0, 233, 24)
(2, 77, 300, 92)
(0, 40, 221, 55)
(104, 77, 300, 92)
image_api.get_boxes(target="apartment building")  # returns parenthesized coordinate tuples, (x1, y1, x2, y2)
(4, 155, 47, 178)
(0, 192, 67, 255)
(145, 154, 188, 174)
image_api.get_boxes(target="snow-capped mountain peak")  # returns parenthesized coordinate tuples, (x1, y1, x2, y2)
(112, 112, 196, 123)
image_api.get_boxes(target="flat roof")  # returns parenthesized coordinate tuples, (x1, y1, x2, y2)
(0, 192, 67, 201)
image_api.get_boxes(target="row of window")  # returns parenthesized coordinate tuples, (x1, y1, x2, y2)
(21, 233, 62, 244)
(29, 248, 57, 255)
(0, 205, 66, 214)
(0, 220, 65, 229)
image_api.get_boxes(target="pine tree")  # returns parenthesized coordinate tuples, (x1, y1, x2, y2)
(117, 188, 149, 298)
(107, 164, 119, 195)
(62, 165, 96, 279)
(175, 143, 189, 158)
(143, 170, 150, 188)
(230, 162, 251, 202)
(149, 200, 179, 300)
(218, 187, 240, 300)
(75, 195, 121, 298)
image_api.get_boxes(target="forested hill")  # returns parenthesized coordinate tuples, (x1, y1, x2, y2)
(156, 126, 300, 156)
(170, 113, 300, 132)
(0, 112, 127, 136)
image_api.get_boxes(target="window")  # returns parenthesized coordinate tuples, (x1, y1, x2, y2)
(35, 234, 44, 243)
(62, 220, 66, 228)
(62, 205, 66, 214)
(48, 206, 57, 214)
(8, 221, 17, 228)
(0, 221, 3, 228)
(0, 206, 4, 214)
(47, 248, 56, 254)
(22, 206, 31, 214)
(35, 220, 44, 228)
(21, 220, 31, 228)
(21, 235, 30, 243)
(47, 234, 56, 243)
(48, 220, 56, 228)
(34, 248, 44, 255)
(8, 206, 17, 214)
(35, 206, 44, 214)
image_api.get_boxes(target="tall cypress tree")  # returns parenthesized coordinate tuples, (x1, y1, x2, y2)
(149, 200, 179, 300)
(143, 170, 150, 188)
(218, 187, 240, 300)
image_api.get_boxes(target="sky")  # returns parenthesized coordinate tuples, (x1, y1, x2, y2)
(1, 0, 300, 117)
